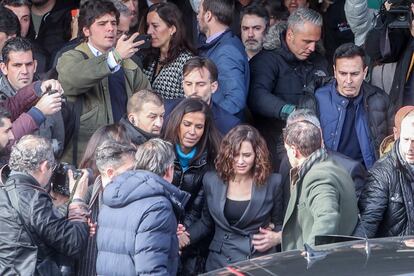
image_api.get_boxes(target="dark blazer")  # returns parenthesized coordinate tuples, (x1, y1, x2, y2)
(188, 171, 284, 271)
(164, 98, 240, 135)
(279, 150, 366, 214)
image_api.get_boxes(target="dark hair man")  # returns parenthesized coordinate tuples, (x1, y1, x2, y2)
(197, 0, 250, 118)
(1, 0, 30, 38)
(0, 107, 12, 151)
(248, 8, 327, 170)
(27, 0, 79, 65)
(282, 121, 358, 251)
(304, 43, 392, 169)
(355, 109, 414, 238)
(56, 0, 150, 164)
(0, 135, 90, 275)
(240, 4, 269, 60)
(96, 138, 190, 275)
(0, 7, 19, 56)
(0, 37, 65, 156)
(164, 56, 240, 134)
(119, 89, 165, 146)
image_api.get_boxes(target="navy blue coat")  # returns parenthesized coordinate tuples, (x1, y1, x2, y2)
(164, 98, 240, 135)
(96, 170, 190, 276)
(198, 30, 250, 116)
(315, 80, 392, 168)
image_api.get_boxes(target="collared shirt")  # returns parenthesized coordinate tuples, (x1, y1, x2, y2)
(87, 42, 120, 72)
(206, 30, 226, 44)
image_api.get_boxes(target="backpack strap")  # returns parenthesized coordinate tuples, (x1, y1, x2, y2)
(71, 49, 89, 166)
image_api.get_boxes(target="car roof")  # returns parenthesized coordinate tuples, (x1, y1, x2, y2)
(202, 236, 414, 276)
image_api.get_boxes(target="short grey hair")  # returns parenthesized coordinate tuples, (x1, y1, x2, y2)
(287, 8, 322, 30)
(287, 108, 321, 129)
(95, 139, 136, 173)
(111, 0, 131, 16)
(9, 135, 55, 174)
(134, 138, 175, 177)
(283, 121, 322, 157)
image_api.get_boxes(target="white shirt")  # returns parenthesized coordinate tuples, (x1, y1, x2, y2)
(87, 42, 120, 73)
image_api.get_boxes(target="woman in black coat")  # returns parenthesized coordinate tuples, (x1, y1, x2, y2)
(181, 125, 284, 271)
(163, 98, 221, 274)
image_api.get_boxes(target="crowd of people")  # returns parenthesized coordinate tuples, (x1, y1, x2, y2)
(0, 0, 413, 275)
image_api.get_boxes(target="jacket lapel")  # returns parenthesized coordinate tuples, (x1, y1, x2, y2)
(283, 168, 300, 227)
(233, 183, 266, 230)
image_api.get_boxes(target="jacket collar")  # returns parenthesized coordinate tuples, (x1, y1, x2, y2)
(76, 42, 139, 70)
(214, 174, 268, 235)
(119, 116, 156, 145)
(394, 140, 414, 181)
(330, 80, 363, 107)
(198, 29, 232, 50)
(0, 75, 17, 98)
(295, 148, 328, 183)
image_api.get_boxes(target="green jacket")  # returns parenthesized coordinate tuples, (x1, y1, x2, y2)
(56, 42, 151, 164)
(282, 159, 358, 251)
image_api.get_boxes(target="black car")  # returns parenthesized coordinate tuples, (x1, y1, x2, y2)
(202, 236, 414, 275)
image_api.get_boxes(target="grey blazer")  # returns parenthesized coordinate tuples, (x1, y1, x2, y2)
(188, 171, 283, 271)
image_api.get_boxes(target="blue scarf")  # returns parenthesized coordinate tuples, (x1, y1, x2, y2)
(176, 144, 197, 172)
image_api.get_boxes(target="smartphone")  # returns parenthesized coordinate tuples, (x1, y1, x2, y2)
(133, 34, 152, 50)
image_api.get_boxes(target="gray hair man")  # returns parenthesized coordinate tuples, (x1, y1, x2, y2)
(0, 135, 90, 274)
(282, 121, 358, 250)
(96, 138, 189, 275)
(248, 8, 327, 171)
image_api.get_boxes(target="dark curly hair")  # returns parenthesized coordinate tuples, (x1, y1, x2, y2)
(215, 125, 271, 186)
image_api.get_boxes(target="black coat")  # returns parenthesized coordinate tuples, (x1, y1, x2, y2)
(279, 151, 366, 214)
(172, 151, 208, 228)
(0, 173, 88, 268)
(27, 0, 79, 68)
(188, 171, 284, 271)
(119, 116, 155, 146)
(248, 29, 327, 168)
(354, 141, 414, 238)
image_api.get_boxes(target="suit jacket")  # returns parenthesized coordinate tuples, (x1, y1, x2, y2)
(282, 159, 359, 251)
(188, 171, 283, 271)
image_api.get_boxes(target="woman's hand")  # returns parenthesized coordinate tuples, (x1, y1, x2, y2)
(178, 231, 190, 249)
(252, 227, 282, 252)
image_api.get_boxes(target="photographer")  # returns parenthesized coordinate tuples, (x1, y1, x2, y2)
(0, 135, 90, 275)
(364, 2, 414, 110)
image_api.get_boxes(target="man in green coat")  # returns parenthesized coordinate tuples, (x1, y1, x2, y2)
(282, 120, 358, 251)
(56, 0, 150, 164)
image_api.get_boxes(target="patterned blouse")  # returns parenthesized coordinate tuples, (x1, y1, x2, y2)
(143, 50, 193, 99)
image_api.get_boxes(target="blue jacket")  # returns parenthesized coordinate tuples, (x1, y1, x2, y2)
(315, 80, 391, 168)
(164, 98, 240, 135)
(96, 170, 190, 276)
(199, 29, 250, 117)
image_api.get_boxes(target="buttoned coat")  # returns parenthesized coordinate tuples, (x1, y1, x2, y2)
(188, 171, 284, 271)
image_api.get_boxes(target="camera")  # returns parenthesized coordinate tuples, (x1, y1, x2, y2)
(47, 89, 67, 105)
(386, 0, 413, 29)
(51, 163, 86, 196)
